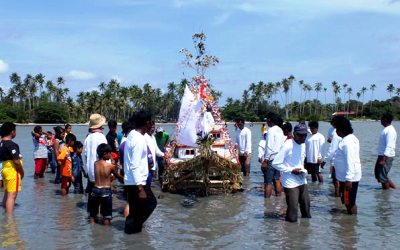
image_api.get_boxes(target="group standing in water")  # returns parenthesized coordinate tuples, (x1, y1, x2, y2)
(0, 110, 397, 231)
(0, 111, 170, 236)
(237, 111, 396, 222)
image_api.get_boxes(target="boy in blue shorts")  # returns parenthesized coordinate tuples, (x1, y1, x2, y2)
(89, 143, 119, 225)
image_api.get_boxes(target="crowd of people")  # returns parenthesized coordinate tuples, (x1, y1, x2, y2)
(0, 110, 397, 232)
(235, 111, 397, 222)
(0, 111, 170, 235)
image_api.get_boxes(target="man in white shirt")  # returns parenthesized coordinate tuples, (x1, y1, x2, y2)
(124, 111, 157, 234)
(235, 118, 252, 176)
(261, 112, 284, 198)
(305, 121, 325, 183)
(272, 122, 311, 222)
(144, 121, 165, 182)
(83, 114, 107, 213)
(333, 117, 361, 215)
(375, 112, 397, 190)
(323, 116, 342, 197)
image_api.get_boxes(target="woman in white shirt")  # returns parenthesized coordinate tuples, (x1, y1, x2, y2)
(333, 117, 361, 215)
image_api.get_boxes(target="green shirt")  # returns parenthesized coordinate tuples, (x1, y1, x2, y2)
(155, 132, 169, 152)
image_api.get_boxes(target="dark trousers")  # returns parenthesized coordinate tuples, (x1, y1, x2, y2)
(157, 156, 166, 185)
(284, 184, 311, 222)
(85, 181, 95, 213)
(125, 185, 157, 234)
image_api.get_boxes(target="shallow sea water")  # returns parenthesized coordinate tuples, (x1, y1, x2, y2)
(1, 121, 400, 249)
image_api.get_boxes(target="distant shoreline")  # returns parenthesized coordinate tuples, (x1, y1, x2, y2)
(14, 119, 379, 126)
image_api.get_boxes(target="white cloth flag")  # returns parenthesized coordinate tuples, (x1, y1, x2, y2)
(176, 85, 202, 147)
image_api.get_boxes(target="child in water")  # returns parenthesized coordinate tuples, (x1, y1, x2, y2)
(72, 141, 86, 194)
(57, 133, 76, 196)
(89, 143, 119, 225)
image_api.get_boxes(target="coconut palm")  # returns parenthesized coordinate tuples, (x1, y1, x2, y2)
(331, 81, 340, 112)
(387, 83, 395, 98)
(346, 87, 352, 113)
(360, 86, 367, 116)
(282, 75, 294, 119)
(314, 82, 322, 115)
(370, 84, 376, 110)
(356, 92, 361, 117)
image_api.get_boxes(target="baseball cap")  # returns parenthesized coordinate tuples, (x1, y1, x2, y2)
(293, 123, 308, 134)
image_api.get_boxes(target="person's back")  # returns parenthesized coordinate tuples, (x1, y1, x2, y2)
(94, 158, 114, 188)
(90, 143, 117, 225)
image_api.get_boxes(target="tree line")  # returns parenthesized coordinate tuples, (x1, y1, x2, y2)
(0, 72, 398, 123)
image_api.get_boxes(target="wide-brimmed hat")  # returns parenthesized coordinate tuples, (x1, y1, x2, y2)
(89, 114, 106, 129)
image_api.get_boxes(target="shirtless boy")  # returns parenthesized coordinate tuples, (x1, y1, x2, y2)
(89, 143, 119, 225)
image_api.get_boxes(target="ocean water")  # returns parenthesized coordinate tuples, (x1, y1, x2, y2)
(1, 121, 400, 249)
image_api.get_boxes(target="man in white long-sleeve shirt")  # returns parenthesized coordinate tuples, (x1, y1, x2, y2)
(305, 121, 325, 183)
(144, 121, 165, 183)
(124, 111, 157, 234)
(323, 116, 342, 197)
(375, 112, 397, 190)
(235, 118, 252, 176)
(261, 112, 284, 198)
(272, 122, 311, 222)
(333, 117, 361, 215)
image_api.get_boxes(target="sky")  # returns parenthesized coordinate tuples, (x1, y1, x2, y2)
(1, 0, 400, 105)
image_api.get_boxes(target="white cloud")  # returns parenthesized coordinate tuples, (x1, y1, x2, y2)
(110, 75, 123, 83)
(0, 59, 9, 74)
(232, 0, 400, 16)
(67, 70, 96, 80)
(213, 13, 231, 25)
(168, 0, 400, 17)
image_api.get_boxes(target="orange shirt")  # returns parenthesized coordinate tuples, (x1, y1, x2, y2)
(57, 145, 73, 177)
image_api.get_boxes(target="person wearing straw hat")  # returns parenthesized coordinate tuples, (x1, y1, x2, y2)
(83, 114, 107, 214)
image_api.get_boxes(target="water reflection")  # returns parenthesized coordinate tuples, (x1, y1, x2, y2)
(0, 215, 26, 249)
(2, 122, 400, 248)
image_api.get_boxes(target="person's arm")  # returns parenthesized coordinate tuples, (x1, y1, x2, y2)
(130, 141, 147, 186)
(154, 140, 164, 157)
(245, 129, 252, 156)
(31, 131, 40, 140)
(264, 130, 274, 161)
(318, 135, 325, 162)
(343, 139, 357, 182)
(10, 144, 24, 179)
(57, 146, 66, 166)
(258, 141, 265, 163)
(271, 143, 292, 173)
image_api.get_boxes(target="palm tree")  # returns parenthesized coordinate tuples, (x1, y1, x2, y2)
(356, 92, 361, 117)
(387, 83, 395, 98)
(0, 86, 4, 102)
(314, 82, 322, 115)
(360, 86, 367, 116)
(298, 80, 304, 116)
(346, 87, 352, 113)
(331, 81, 340, 112)
(396, 87, 400, 97)
(370, 84, 376, 110)
(56, 76, 65, 86)
(282, 76, 294, 119)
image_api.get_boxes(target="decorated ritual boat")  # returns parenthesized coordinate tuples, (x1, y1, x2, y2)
(163, 77, 242, 195)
